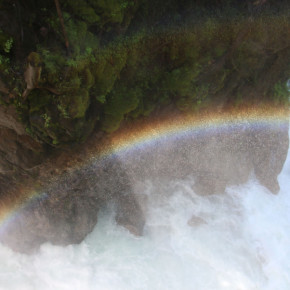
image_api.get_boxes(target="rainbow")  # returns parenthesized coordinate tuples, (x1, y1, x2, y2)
(105, 107, 289, 159)
(0, 107, 289, 239)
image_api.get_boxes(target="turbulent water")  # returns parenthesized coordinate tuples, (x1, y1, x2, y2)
(1, 127, 290, 290)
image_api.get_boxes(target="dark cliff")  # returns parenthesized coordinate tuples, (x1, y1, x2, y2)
(0, 0, 289, 190)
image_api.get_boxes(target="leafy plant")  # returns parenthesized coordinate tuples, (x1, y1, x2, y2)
(41, 113, 51, 128)
(273, 81, 290, 105)
(3, 38, 13, 53)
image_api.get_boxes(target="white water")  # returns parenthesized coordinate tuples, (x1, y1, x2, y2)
(1, 134, 290, 290)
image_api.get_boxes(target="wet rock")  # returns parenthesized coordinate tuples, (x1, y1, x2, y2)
(187, 215, 207, 227)
(0, 106, 26, 135)
(120, 121, 289, 196)
(0, 157, 145, 253)
(0, 105, 46, 177)
(249, 126, 289, 194)
(0, 127, 45, 174)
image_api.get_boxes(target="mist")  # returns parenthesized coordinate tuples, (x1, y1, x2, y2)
(0, 121, 289, 289)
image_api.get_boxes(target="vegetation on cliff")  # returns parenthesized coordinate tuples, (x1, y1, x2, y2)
(0, 0, 289, 147)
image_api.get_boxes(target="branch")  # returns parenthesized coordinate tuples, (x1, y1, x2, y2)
(54, 0, 70, 55)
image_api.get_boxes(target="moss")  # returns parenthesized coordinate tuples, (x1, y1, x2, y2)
(28, 90, 53, 114)
(64, 17, 99, 56)
(58, 89, 90, 119)
(41, 113, 51, 128)
(272, 81, 290, 106)
(65, 0, 134, 31)
(39, 49, 66, 87)
(231, 43, 263, 77)
(101, 86, 140, 132)
(0, 54, 10, 73)
(130, 98, 158, 118)
(0, 0, 289, 146)
(66, 0, 101, 24)
(86, 0, 134, 28)
(81, 68, 95, 89)
(96, 94, 106, 104)
(0, 30, 13, 54)
(24, 87, 92, 146)
(91, 44, 128, 98)
(176, 84, 210, 112)
(162, 66, 200, 97)
(101, 112, 123, 133)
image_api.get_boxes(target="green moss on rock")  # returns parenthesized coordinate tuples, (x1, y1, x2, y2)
(0, 0, 289, 146)
(101, 86, 140, 132)
(58, 89, 90, 119)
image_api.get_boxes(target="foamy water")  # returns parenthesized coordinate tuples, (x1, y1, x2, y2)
(0, 131, 290, 290)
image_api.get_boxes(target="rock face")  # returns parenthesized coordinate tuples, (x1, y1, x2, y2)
(0, 104, 145, 254)
(0, 157, 145, 253)
(0, 106, 46, 175)
(120, 121, 289, 195)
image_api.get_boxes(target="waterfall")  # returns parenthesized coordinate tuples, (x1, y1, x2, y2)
(0, 121, 289, 290)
